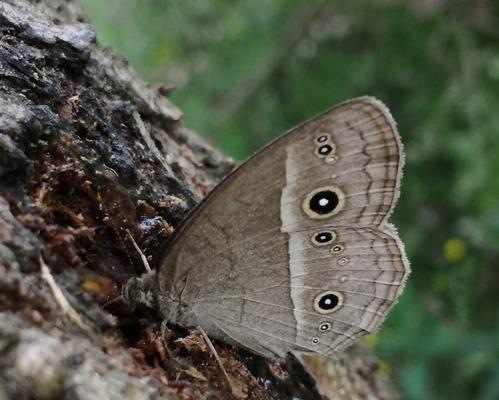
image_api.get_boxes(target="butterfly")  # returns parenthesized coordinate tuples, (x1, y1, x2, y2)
(155, 97, 410, 358)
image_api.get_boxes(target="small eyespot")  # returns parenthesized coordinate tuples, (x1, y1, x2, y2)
(331, 244, 344, 254)
(302, 186, 346, 219)
(338, 257, 350, 266)
(312, 337, 320, 345)
(313, 291, 344, 314)
(311, 231, 336, 246)
(315, 144, 334, 157)
(340, 276, 347, 283)
(319, 322, 331, 332)
(315, 134, 330, 144)
(325, 155, 338, 164)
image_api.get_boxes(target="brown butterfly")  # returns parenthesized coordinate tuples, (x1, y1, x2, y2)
(156, 97, 410, 358)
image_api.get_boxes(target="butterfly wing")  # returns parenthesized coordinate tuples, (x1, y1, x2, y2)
(156, 97, 410, 358)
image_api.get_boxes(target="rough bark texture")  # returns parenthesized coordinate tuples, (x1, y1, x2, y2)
(0, 1, 399, 399)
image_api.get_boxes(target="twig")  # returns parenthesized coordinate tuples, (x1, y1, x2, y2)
(132, 110, 176, 179)
(39, 256, 88, 330)
(127, 230, 152, 272)
(197, 325, 236, 395)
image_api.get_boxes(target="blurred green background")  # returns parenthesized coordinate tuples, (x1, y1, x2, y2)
(81, 1, 499, 399)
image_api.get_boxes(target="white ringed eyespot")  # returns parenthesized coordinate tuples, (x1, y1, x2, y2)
(315, 133, 330, 144)
(313, 291, 344, 314)
(311, 230, 336, 246)
(319, 322, 332, 332)
(331, 244, 344, 254)
(302, 186, 346, 220)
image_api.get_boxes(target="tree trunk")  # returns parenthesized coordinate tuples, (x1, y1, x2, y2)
(0, 1, 399, 399)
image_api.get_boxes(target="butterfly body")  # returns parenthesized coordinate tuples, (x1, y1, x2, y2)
(156, 97, 410, 358)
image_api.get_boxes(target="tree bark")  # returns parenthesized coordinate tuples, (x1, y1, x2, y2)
(0, 1, 399, 399)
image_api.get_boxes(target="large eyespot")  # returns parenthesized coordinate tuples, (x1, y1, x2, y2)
(311, 231, 336, 246)
(302, 186, 346, 219)
(313, 291, 344, 314)
(319, 322, 331, 332)
(315, 143, 335, 157)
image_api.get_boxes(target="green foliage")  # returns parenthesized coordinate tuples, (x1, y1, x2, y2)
(82, 0, 499, 398)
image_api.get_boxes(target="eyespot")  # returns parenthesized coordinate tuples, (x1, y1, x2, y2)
(319, 322, 331, 332)
(338, 256, 350, 266)
(325, 155, 338, 164)
(340, 276, 347, 283)
(312, 337, 320, 345)
(302, 186, 346, 219)
(311, 231, 336, 246)
(331, 244, 344, 254)
(313, 291, 344, 314)
(315, 144, 335, 157)
(315, 134, 330, 144)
